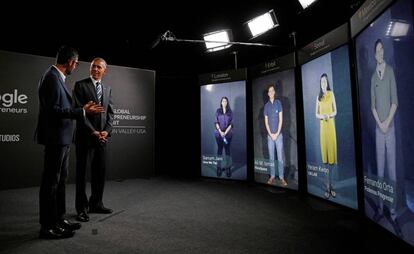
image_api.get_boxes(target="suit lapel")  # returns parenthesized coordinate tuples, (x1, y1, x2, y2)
(87, 78, 99, 103)
(101, 84, 108, 106)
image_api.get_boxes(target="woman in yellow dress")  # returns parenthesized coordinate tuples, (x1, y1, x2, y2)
(315, 73, 337, 199)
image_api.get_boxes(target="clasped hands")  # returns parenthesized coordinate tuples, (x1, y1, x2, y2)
(378, 119, 391, 134)
(270, 133, 279, 141)
(322, 114, 332, 121)
(93, 131, 109, 143)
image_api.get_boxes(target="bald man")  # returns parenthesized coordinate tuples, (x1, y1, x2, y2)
(73, 58, 114, 222)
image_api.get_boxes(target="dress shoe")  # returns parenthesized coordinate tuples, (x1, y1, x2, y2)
(76, 211, 90, 222)
(59, 219, 81, 231)
(39, 226, 75, 239)
(89, 206, 113, 214)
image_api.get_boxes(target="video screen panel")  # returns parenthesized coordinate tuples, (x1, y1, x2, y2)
(354, 0, 414, 244)
(252, 68, 298, 189)
(200, 73, 247, 180)
(301, 44, 358, 209)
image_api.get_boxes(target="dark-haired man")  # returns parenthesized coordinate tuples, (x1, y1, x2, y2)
(264, 84, 287, 186)
(36, 46, 104, 239)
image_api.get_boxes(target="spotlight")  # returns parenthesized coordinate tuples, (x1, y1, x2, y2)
(203, 29, 232, 52)
(386, 20, 410, 37)
(298, 0, 317, 9)
(246, 9, 279, 39)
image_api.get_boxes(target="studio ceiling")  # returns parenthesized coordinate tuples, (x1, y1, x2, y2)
(0, 0, 363, 74)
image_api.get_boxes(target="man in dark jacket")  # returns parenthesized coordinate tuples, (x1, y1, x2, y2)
(36, 46, 104, 239)
(73, 57, 114, 222)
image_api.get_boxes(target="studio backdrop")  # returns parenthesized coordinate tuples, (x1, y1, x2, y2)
(0, 50, 155, 190)
(352, 0, 414, 246)
(299, 24, 358, 209)
(200, 69, 247, 180)
(251, 54, 298, 189)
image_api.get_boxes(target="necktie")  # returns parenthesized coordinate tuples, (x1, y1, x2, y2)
(96, 81, 102, 103)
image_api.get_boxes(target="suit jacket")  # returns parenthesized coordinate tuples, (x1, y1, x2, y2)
(73, 77, 114, 145)
(36, 66, 83, 145)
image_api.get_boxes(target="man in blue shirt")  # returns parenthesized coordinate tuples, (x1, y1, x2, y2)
(264, 84, 287, 186)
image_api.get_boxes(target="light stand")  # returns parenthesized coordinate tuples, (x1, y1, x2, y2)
(158, 31, 280, 48)
(231, 51, 238, 70)
(290, 31, 297, 66)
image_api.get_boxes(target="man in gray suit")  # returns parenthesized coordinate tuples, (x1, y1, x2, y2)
(73, 58, 114, 222)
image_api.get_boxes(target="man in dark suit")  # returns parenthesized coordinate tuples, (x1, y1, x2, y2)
(73, 57, 114, 222)
(36, 46, 104, 239)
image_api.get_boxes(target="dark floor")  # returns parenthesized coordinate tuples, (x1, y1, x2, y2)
(0, 177, 412, 253)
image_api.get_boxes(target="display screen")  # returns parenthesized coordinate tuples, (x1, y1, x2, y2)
(252, 69, 298, 189)
(301, 44, 358, 209)
(355, 0, 414, 245)
(0, 50, 155, 189)
(200, 81, 247, 180)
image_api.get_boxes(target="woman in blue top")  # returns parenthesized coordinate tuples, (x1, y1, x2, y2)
(215, 97, 233, 177)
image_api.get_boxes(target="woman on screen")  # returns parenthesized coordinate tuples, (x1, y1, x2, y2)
(315, 73, 337, 199)
(215, 97, 233, 177)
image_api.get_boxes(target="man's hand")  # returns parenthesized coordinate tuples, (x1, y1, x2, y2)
(92, 131, 101, 139)
(92, 131, 108, 143)
(84, 101, 105, 114)
(100, 131, 109, 142)
(384, 118, 392, 132)
(379, 121, 387, 134)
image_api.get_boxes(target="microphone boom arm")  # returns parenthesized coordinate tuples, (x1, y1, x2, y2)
(160, 30, 279, 48)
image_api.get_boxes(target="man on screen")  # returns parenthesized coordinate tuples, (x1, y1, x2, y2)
(264, 84, 287, 186)
(36, 46, 104, 239)
(370, 39, 402, 238)
(73, 58, 114, 222)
